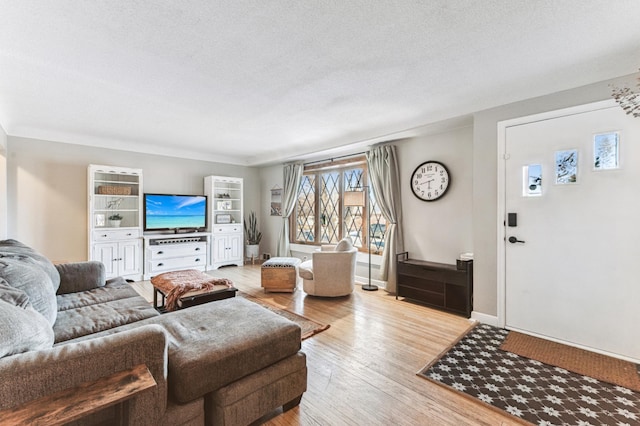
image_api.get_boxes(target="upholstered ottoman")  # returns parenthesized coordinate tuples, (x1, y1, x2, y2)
(261, 257, 301, 292)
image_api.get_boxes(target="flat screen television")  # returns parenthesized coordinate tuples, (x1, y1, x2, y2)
(144, 193, 208, 232)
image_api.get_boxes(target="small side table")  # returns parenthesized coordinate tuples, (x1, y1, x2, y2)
(261, 257, 301, 293)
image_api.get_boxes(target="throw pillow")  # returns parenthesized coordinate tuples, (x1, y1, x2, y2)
(0, 239, 61, 293)
(0, 278, 30, 308)
(335, 237, 353, 252)
(0, 257, 57, 325)
(0, 299, 54, 358)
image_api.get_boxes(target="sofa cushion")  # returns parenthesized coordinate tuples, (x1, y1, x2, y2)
(0, 239, 60, 292)
(298, 260, 314, 280)
(0, 299, 54, 357)
(55, 261, 106, 294)
(56, 278, 145, 312)
(53, 293, 160, 343)
(0, 256, 57, 325)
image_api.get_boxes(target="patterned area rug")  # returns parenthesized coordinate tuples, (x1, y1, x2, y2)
(239, 293, 330, 340)
(418, 323, 640, 425)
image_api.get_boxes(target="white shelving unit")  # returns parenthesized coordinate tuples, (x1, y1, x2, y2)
(204, 176, 244, 269)
(88, 165, 143, 280)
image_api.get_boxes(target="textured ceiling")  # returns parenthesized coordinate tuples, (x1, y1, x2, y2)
(1, 1, 640, 166)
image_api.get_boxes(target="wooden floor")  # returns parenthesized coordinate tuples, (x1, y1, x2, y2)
(132, 265, 525, 426)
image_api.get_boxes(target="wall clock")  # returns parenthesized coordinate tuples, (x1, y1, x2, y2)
(410, 161, 450, 201)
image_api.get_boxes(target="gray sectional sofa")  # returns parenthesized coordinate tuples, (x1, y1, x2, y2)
(0, 239, 307, 425)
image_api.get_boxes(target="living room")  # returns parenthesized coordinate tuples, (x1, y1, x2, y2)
(1, 2, 640, 425)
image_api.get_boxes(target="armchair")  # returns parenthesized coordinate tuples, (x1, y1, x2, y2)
(298, 238, 357, 297)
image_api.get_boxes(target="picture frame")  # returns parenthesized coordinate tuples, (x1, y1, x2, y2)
(555, 149, 578, 184)
(216, 214, 231, 224)
(217, 200, 232, 210)
(270, 187, 282, 216)
(593, 131, 619, 170)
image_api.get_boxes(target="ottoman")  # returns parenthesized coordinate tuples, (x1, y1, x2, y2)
(261, 257, 301, 293)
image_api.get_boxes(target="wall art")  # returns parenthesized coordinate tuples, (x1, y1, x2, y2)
(593, 132, 619, 170)
(555, 149, 578, 184)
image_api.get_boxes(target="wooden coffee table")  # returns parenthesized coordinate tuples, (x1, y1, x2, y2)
(151, 269, 237, 312)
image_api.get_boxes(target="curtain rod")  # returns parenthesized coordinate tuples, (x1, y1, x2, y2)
(303, 151, 366, 167)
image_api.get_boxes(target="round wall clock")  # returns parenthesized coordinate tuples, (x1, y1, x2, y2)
(410, 161, 450, 201)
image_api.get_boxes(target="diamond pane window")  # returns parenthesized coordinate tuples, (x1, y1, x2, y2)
(295, 174, 316, 242)
(320, 172, 340, 244)
(292, 157, 386, 254)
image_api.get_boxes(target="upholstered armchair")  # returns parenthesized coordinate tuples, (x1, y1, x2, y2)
(298, 238, 357, 297)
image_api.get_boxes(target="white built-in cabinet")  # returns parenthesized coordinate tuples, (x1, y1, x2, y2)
(204, 176, 244, 269)
(88, 165, 143, 280)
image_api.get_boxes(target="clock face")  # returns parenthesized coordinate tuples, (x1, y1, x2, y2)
(410, 161, 450, 201)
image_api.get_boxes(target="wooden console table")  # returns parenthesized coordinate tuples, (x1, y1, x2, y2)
(0, 363, 156, 425)
(396, 252, 473, 318)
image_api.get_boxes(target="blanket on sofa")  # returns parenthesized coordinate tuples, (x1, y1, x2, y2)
(151, 269, 233, 311)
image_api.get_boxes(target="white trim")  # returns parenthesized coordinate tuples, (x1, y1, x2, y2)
(496, 99, 616, 329)
(471, 311, 498, 327)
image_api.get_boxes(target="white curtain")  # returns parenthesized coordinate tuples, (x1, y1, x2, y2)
(366, 145, 403, 293)
(276, 162, 303, 257)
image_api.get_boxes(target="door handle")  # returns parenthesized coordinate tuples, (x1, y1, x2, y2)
(508, 236, 525, 244)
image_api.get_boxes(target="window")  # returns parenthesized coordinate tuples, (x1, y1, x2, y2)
(292, 157, 386, 254)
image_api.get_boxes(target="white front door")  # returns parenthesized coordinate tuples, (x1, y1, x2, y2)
(502, 101, 640, 361)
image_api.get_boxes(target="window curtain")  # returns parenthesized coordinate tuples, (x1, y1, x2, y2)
(276, 162, 303, 257)
(366, 145, 403, 293)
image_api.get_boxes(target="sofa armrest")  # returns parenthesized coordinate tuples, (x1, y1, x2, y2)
(0, 324, 169, 425)
(55, 261, 106, 294)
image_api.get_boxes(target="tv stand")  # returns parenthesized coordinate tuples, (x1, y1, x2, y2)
(143, 232, 211, 279)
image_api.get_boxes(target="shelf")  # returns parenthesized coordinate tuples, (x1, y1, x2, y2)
(93, 194, 139, 198)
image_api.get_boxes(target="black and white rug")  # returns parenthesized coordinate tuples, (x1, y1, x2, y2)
(418, 323, 640, 425)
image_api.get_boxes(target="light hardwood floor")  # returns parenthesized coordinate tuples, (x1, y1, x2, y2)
(132, 266, 525, 426)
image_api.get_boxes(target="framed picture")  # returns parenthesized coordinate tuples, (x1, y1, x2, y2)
(94, 213, 105, 227)
(216, 214, 231, 224)
(593, 132, 619, 170)
(523, 164, 542, 197)
(270, 187, 282, 216)
(555, 149, 578, 184)
(217, 200, 232, 210)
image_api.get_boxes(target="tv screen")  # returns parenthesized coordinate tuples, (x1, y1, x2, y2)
(144, 194, 207, 231)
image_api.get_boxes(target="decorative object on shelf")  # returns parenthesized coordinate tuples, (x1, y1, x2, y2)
(108, 213, 123, 227)
(344, 186, 377, 291)
(217, 193, 231, 199)
(217, 200, 232, 210)
(410, 161, 450, 201)
(611, 70, 640, 118)
(270, 186, 282, 216)
(94, 213, 105, 227)
(97, 185, 132, 195)
(244, 211, 262, 260)
(216, 214, 232, 224)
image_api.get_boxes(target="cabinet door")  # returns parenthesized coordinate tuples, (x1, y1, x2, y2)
(228, 233, 243, 261)
(119, 240, 141, 277)
(93, 242, 118, 279)
(213, 235, 229, 262)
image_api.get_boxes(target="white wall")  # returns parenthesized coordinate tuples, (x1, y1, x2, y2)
(397, 125, 473, 263)
(471, 72, 640, 317)
(7, 136, 260, 261)
(0, 124, 7, 239)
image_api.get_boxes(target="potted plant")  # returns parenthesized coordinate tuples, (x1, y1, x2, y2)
(108, 213, 123, 228)
(244, 211, 262, 260)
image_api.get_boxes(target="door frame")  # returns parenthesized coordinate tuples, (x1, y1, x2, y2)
(495, 99, 616, 329)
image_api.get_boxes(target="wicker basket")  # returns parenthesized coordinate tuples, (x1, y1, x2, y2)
(97, 186, 132, 195)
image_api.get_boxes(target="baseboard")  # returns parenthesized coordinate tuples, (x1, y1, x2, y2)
(471, 311, 498, 327)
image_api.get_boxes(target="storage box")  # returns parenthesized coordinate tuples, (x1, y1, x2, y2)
(97, 185, 132, 195)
